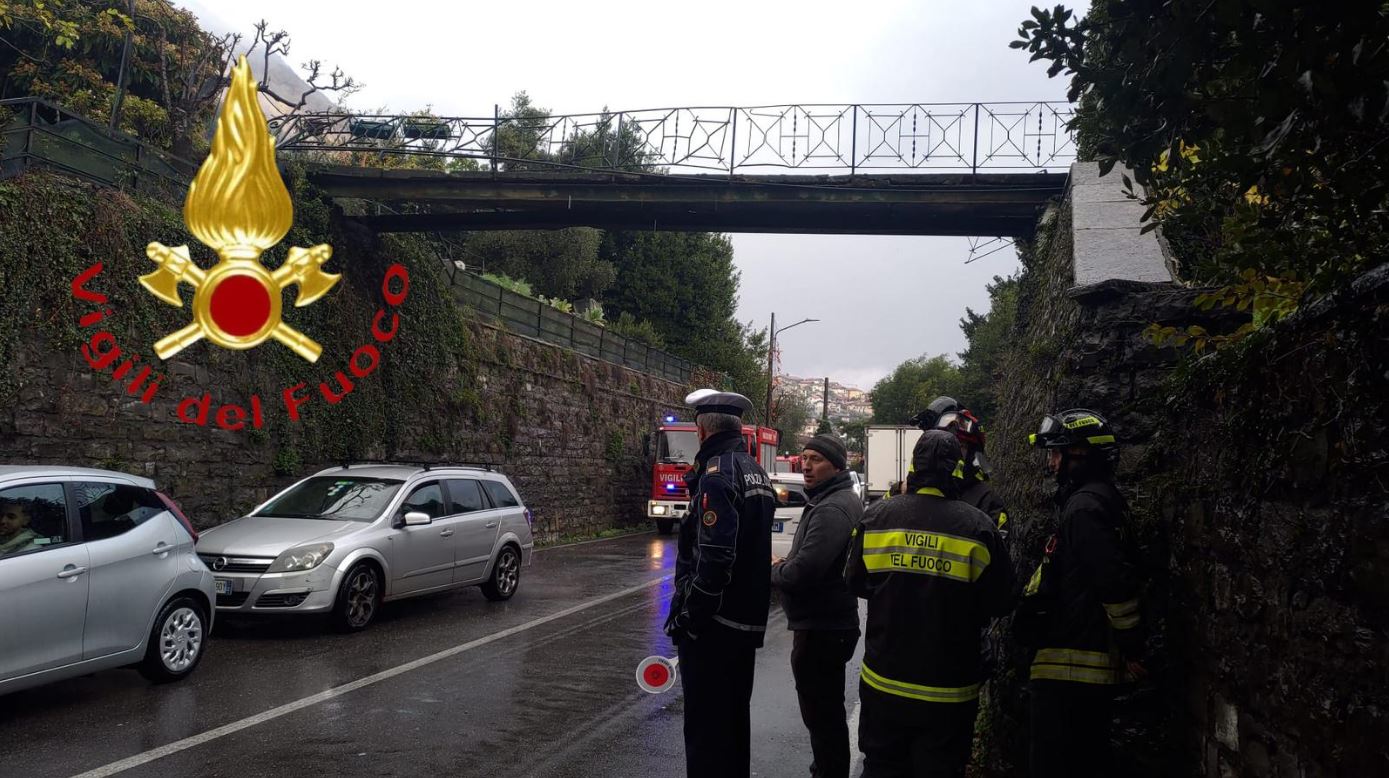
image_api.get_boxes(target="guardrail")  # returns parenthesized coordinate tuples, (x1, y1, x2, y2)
(452, 272, 691, 383)
(0, 98, 194, 197)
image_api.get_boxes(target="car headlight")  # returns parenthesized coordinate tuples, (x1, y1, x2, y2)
(652, 505, 667, 515)
(266, 543, 334, 573)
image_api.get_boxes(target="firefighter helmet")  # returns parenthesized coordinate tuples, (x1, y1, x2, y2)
(936, 408, 986, 451)
(910, 396, 961, 431)
(1029, 408, 1119, 463)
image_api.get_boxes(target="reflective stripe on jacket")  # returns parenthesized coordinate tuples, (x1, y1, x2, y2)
(846, 489, 1014, 703)
(1027, 479, 1143, 685)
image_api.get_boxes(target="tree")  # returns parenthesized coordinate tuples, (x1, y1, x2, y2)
(1, 0, 231, 153)
(463, 228, 615, 301)
(1013, 2, 1389, 329)
(840, 419, 868, 456)
(599, 230, 764, 393)
(0, 5, 364, 158)
(955, 275, 1018, 423)
(242, 19, 359, 118)
(870, 355, 965, 425)
(771, 389, 813, 454)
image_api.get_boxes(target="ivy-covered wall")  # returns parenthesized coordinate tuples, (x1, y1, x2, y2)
(976, 184, 1389, 777)
(0, 170, 687, 539)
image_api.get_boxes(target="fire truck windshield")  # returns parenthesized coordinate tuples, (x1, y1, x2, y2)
(658, 430, 699, 464)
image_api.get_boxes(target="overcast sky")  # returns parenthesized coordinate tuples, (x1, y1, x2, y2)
(179, 0, 1081, 391)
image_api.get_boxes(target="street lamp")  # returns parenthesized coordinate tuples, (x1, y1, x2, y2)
(765, 313, 820, 426)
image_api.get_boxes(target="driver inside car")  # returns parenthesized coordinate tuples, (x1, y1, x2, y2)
(0, 498, 40, 557)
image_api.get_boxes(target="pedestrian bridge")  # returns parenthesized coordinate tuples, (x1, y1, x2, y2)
(270, 102, 1076, 237)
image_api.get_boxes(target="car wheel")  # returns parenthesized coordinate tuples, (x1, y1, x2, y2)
(656, 518, 676, 535)
(138, 596, 208, 684)
(481, 545, 521, 601)
(330, 563, 381, 633)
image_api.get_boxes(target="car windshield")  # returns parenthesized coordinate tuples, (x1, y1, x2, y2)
(253, 477, 404, 522)
(658, 430, 699, 464)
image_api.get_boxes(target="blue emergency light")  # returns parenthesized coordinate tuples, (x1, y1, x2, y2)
(664, 415, 677, 423)
(665, 483, 677, 492)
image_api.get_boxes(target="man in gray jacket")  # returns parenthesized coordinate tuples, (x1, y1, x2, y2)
(771, 434, 863, 778)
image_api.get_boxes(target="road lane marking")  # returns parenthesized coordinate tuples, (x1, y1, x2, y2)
(69, 575, 672, 778)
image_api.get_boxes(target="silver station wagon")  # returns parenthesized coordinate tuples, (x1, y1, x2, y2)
(196, 464, 535, 632)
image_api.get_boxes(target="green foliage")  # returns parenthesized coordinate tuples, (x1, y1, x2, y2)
(603, 429, 624, 462)
(1013, 1, 1389, 313)
(607, 311, 665, 348)
(482, 272, 532, 297)
(772, 389, 813, 453)
(839, 419, 867, 455)
(1144, 270, 1304, 354)
(599, 230, 765, 399)
(955, 275, 1019, 422)
(582, 304, 605, 325)
(0, 168, 481, 472)
(466, 228, 613, 301)
(539, 295, 574, 313)
(870, 355, 964, 425)
(1, 0, 233, 155)
(271, 447, 301, 476)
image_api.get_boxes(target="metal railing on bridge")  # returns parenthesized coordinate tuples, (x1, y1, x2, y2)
(269, 102, 1076, 176)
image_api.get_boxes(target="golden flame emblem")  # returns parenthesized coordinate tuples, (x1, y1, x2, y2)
(140, 56, 339, 362)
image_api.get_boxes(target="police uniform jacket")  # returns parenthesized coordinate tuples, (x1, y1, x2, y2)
(671, 430, 776, 647)
(1024, 477, 1144, 685)
(845, 433, 1014, 705)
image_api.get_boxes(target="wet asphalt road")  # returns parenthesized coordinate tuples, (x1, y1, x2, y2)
(0, 532, 865, 778)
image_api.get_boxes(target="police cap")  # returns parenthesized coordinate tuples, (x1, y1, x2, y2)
(684, 389, 753, 418)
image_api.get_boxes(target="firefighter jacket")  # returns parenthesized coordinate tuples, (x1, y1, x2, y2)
(845, 437, 1014, 704)
(959, 474, 1009, 542)
(1023, 477, 1144, 685)
(668, 430, 776, 647)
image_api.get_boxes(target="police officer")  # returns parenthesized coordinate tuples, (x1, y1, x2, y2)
(915, 396, 1009, 540)
(1020, 409, 1145, 778)
(845, 430, 1014, 777)
(664, 389, 776, 778)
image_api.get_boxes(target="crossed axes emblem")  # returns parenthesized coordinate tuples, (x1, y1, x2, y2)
(140, 243, 339, 362)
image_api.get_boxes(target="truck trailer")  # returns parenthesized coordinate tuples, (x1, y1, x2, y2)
(864, 424, 924, 501)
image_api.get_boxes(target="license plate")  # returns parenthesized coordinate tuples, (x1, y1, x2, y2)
(771, 521, 784, 533)
(215, 579, 233, 596)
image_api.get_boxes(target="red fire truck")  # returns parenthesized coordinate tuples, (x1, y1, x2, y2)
(647, 417, 780, 534)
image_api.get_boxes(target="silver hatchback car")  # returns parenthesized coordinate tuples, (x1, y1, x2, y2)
(196, 464, 535, 632)
(0, 466, 214, 696)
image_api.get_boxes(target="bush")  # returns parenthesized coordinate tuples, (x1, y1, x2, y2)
(608, 312, 665, 348)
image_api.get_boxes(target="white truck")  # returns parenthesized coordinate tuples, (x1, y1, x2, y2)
(864, 425, 924, 501)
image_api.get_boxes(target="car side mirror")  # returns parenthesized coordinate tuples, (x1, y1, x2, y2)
(403, 511, 432, 526)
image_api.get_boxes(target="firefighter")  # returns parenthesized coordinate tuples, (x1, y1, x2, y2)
(664, 389, 775, 778)
(916, 397, 1009, 540)
(1020, 408, 1145, 778)
(942, 407, 1008, 541)
(845, 430, 1014, 777)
